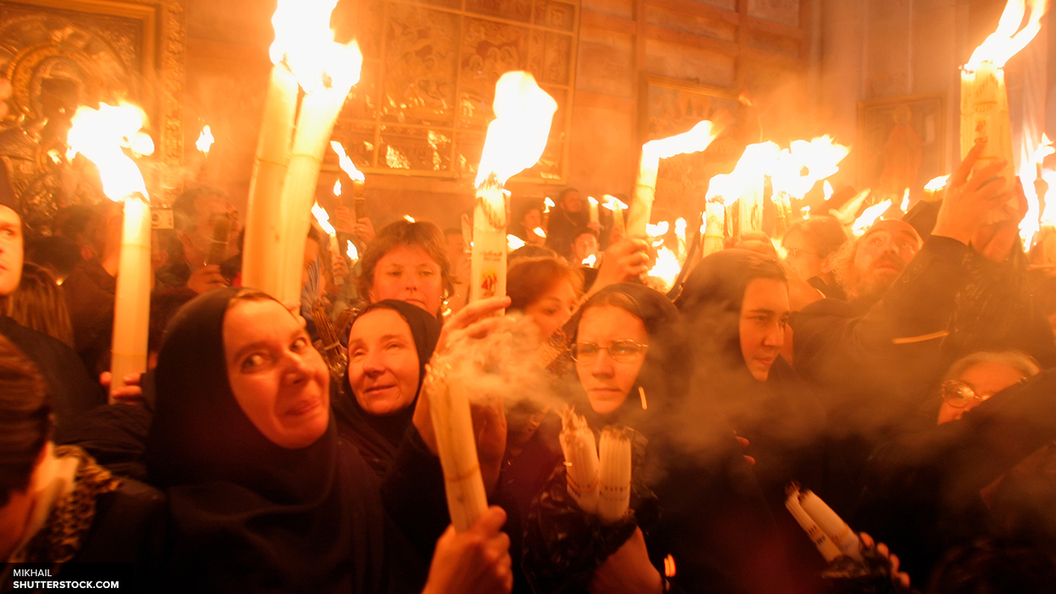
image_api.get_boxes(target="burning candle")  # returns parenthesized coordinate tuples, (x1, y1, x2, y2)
(312, 202, 343, 285)
(542, 197, 555, 234)
(470, 72, 557, 303)
(588, 196, 599, 226)
(629, 120, 721, 238)
(331, 140, 366, 221)
(559, 408, 600, 515)
(597, 426, 632, 524)
(960, 0, 1044, 192)
(923, 175, 949, 202)
(851, 199, 892, 236)
(602, 195, 627, 235)
(66, 103, 153, 402)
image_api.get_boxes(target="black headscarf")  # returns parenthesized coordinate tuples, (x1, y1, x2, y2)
(334, 300, 441, 476)
(145, 288, 388, 593)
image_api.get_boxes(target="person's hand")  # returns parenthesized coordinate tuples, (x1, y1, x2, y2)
(333, 206, 355, 234)
(589, 238, 652, 296)
(100, 371, 144, 405)
(354, 217, 376, 245)
(588, 528, 663, 594)
(472, 393, 507, 496)
(331, 251, 350, 281)
(972, 177, 1027, 262)
(859, 532, 911, 589)
(735, 434, 755, 467)
(423, 506, 513, 594)
(186, 264, 228, 294)
(932, 141, 1011, 245)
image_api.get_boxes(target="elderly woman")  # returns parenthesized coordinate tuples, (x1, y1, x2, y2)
(356, 219, 453, 318)
(145, 288, 511, 593)
(334, 300, 441, 476)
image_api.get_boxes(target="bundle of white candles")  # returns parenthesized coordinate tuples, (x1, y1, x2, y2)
(559, 407, 600, 515)
(558, 409, 633, 524)
(785, 483, 862, 562)
(597, 426, 633, 524)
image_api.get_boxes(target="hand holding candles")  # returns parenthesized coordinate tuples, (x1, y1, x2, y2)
(66, 103, 153, 402)
(597, 426, 633, 524)
(559, 407, 600, 515)
(786, 484, 862, 561)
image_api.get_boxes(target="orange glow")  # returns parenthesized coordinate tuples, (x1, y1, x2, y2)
(346, 240, 359, 261)
(648, 247, 680, 291)
(642, 120, 721, 164)
(823, 181, 834, 201)
(404, 215, 415, 223)
(1034, 133, 1055, 164)
(646, 221, 670, 236)
(900, 189, 910, 213)
(311, 202, 336, 236)
(852, 200, 892, 236)
(475, 72, 558, 187)
(924, 175, 950, 191)
(269, 0, 363, 94)
(196, 125, 214, 155)
(705, 142, 782, 205)
(771, 136, 850, 199)
(582, 254, 597, 267)
(333, 180, 342, 196)
(587, 196, 598, 208)
(507, 234, 526, 250)
(66, 102, 150, 203)
(330, 141, 366, 182)
(532, 227, 547, 238)
(544, 197, 556, 212)
(964, 0, 1047, 70)
(664, 555, 677, 578)
(601, 195, 629, 211)
(1040, 168, 1056, 224)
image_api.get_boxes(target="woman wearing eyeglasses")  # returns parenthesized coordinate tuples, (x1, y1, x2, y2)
(502, 282, 791, 594)
(936, 351, 1039, 425)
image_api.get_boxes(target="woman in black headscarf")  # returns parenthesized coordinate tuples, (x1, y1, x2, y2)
(511, 282, 791, 594)
(145, 287, 513, 594)
(334, 300, 441, 476)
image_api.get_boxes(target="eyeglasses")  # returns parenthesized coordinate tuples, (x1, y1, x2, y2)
(940, 380, 993, 408)
(570, 340, 649, 363)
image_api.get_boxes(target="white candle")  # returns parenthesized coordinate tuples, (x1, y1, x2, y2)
(588, 196, 599, 226)
(597, 426, 632, 524)
(785, 485, 842, 562)
(559, 407, 600, 515)
(109, 195, 151, 400)
(469, 177, 507, 303)
(628, 153, 659, 238)
(960, 60, 1015, 186)
(798, 489, 862, 560)
(242, 65, 298, 299)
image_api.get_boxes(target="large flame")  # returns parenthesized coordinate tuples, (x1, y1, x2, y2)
(770, 136, 851, 199)
(601, 195, 629, 212)
(475, 72, 558, 187)
(964, 0, 1047, 70)
(312, 202, 336, 235)
(66, 103, 150, 203)
(346, 240, 359, 261)
(648, 247, 681, 292)
(330, 141, 366, 182)
(705, 142, 782, 205)
(269, 0, 362, 94)
(642, 120, 721, 161)
(851, 200, 892, 236)
(924, 175, 950, 191)
(1034, 133, 1055, 163)
(196, 125, 214, 155)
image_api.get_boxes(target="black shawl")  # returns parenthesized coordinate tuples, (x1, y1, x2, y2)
(145, 288, 389, 593)
(333, 300, 441, 477)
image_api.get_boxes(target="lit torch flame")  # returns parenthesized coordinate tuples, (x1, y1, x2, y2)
(544, 197, 555, 213)
(771, 136, 850, 199)
(532, 227, 547, 239)
(900, 189, 910, 213)
(507, 234, 526, 250)
(66, 103, 151, 203)
(196, 125, 214, 156)
(346, 240, 359, 261)
(852, 200, 893, 236)
(333, 180, 342, 196)
(643, 120, 721, 162)
(404, 215, 415, 223)
(823, 181, 834, 201)
(964, 0, 1047, 71)
(330, 141, 366, 182)
(924, 175, 950, 191)
(476, 72, 558, 187)
(311, 202, 336, 236)
(582, 254, 597, 267)
(647, 247, 681, 292)
(601, 195, 629, 212)
(646, 221, 669, 237)
(270, 0, 363, 94)
(1034, 133, 1055, 164)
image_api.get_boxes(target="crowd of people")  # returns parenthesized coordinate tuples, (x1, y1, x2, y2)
(4, 140, 1056, 593)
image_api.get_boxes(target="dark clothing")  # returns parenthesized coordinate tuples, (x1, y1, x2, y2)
(153, 258, 191, 291)
(857, 368, 1056, 581)
(0, 315, 104, 443)
(60, 401, 154, 482)
(145, 288, 421, 593)
(333, 300, 441, 477)
(807, 275, 847, 301)
(62, 258, 116, 375)
(545, 207, 587, 259)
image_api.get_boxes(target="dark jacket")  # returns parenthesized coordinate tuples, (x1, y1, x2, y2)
(62, 258, 116, 376)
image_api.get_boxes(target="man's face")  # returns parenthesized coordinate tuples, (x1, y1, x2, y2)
(850, 225, 920, 299)
(782, 229, 824, 281)
(0, 205, 23, 296)
(571, 232, 598, 262)
(563, 191, 583, 213)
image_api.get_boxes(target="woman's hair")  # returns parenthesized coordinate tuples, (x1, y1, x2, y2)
(942, 351, 1042, 383)
(5, 262, 74, 347)
(508, 257, 584, 310)
(0, 335, 51, 507)
(355, 219, 453, 303)
(783, 215, 849, 259)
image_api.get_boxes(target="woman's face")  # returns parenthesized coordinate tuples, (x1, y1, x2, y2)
(525, 279, 578, 339)
(347, 308, 421, 416)
(368, 244, 443, 315)
(937, 361, 1027, 425)
(576, 305, 649, 415)
(223, 299, 330, 449)
(739, 277, 790, 381)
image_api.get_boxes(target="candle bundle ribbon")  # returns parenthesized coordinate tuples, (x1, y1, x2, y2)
(785, 483, 862, 562)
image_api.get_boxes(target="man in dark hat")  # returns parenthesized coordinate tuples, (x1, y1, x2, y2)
(0, 162, 104, 442)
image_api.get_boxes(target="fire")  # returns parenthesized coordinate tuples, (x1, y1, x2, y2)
(475, 72, 558, 187)
(311, 202, 336, 236)
(646, 221, 669, 237)
(333, 180, 342, 196)
(771, 136, 850, 199)
(507, 235, 526, 250)
(582, 254, 597, 267)
(705, 142, 782, 205)
(587, 196, 598, 209)
(852, 200, 892, 236)
(823, 181, 834, 201)
(601, 195, 629, 212)
(66, 102, 150, 203)
(532, 227, 547, 238)
(403, 215, 415, 223)
(1034, 133, 1055, 164)
(900, 189, 910, 213)
(330, 141, 366, 182)
(270, 0, 362, 94)
(544, 197, 555, 212)
(643, 120, 721, 162)
(648, 247, 681, 291)
(196, 125, 214, 155)
(924, 175, 950, 191)
(346, 240, 359, 261)
(964, 0, 1047, 71)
